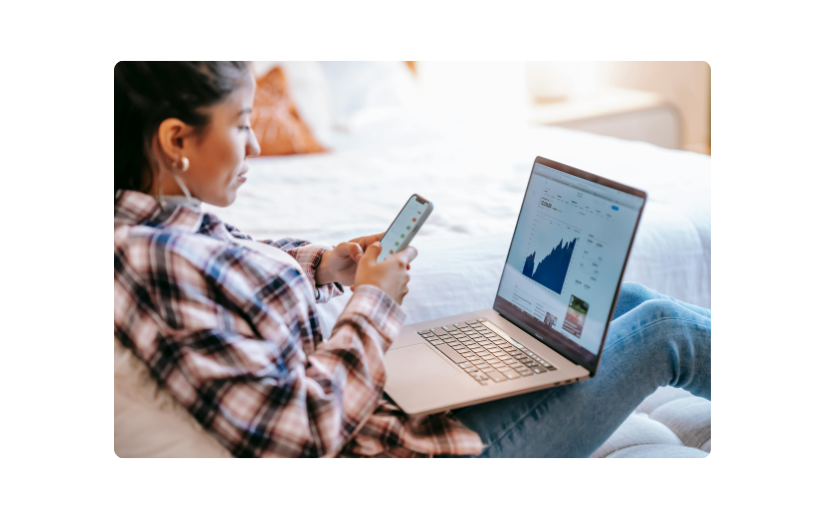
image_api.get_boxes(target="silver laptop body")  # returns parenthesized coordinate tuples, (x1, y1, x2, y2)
(384, 156, 647, 416)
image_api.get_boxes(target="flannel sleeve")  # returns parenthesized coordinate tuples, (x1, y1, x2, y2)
(260, 237, 344, 303)
(223, 224, 343, 302)
(140, 240, 405, 458)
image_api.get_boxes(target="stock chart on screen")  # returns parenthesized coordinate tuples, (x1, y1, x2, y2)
(522, 237, 577, 294)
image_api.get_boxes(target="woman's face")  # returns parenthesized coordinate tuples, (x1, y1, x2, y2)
(159, 70, 261, 207)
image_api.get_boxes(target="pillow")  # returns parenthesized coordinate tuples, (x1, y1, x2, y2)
(114, 339, 232, 458)
(318, 61, 421, 130)
(252, 61, 334, 146)
(249, 66, 327, 156)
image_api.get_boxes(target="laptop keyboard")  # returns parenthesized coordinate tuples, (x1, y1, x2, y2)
(417, 318, 557, 385)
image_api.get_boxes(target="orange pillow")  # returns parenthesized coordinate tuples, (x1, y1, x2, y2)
(250, 66, 326, 156)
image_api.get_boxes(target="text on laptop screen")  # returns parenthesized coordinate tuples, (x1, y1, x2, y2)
(495, 162, 644, 356)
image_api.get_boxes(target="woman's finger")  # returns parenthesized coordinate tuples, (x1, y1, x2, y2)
(396, 246, 418, 266)
(351, 233, 383, 249)
(365, 232, 384, 245)
(341, 242, 364, 262)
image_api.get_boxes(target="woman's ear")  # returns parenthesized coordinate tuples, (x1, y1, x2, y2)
(156, 118, 196, 166)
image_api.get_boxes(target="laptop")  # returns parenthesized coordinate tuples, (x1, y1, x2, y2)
(384, 156, 647, 416)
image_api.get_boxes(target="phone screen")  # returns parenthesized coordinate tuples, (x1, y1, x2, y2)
(377, 195, 431, 262)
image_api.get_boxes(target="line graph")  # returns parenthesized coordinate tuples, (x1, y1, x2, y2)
(519, 203, 583, 294)
(522, 237, 577, 294)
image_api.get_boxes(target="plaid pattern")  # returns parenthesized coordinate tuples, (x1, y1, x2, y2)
(114, 190, 484, 457)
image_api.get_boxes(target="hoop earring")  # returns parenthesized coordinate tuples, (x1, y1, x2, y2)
(171, 157, 193, 205)
(178, 157, 190, 172)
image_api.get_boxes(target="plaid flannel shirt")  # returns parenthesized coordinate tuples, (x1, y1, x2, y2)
(114, 190, 484, 457)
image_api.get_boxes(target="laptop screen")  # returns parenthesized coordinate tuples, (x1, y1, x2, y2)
(494, 159, 645, 373)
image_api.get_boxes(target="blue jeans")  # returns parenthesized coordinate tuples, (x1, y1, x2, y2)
(446, 282, 711, 458)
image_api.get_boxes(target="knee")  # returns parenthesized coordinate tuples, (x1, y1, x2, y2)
(620, 282, 652, 300)
(635, 298, 685, 325)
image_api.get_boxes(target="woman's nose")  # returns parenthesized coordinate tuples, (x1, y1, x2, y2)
(247, 130, 261, 158)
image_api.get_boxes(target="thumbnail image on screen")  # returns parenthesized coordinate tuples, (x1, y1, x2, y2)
(562, 295, 589, 338)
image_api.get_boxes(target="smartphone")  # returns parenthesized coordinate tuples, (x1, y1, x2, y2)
(377, 194, 434, 262)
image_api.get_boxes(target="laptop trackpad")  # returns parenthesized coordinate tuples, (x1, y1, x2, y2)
(385, 343, 463, 389)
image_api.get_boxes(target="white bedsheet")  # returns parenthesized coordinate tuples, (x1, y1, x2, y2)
(206, 116, 710, 338)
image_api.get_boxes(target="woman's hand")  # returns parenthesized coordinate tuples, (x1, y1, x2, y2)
(352, 242, 417, 305)
(315, 233, 383, 287)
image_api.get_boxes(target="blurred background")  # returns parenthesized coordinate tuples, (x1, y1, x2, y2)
(413, 61, 710, 154)
(250, 61, 710, 157)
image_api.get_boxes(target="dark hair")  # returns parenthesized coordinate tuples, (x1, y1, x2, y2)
(114, 61, 249, 196)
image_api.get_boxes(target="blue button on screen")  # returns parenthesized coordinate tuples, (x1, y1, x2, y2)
(611, 205, 619, 211)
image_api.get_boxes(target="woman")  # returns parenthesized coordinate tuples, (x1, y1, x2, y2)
(114, 61, 711, 458)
